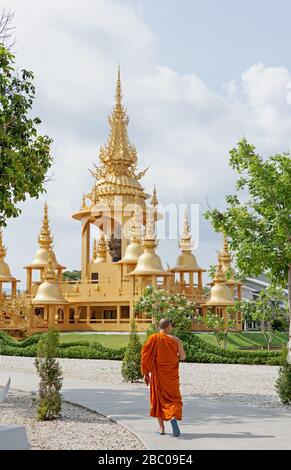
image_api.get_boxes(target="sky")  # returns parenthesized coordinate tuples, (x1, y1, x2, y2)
(2, 0, 291, 286)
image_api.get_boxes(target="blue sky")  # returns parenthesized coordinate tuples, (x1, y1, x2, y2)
(2, 0, 291, 286)
(140, 0, 291, 87)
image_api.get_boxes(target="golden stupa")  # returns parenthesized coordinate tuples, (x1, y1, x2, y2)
(0, 69, 242, 335)
(32, 249, 68, 305)
(206, 257, 234, 307)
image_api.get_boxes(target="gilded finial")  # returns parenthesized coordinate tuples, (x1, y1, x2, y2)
(92, 237, 98, 262)
(115, 64, 122, 109)
(44, 248, 56, 282)
(214, 253, 226, 282)
(219, 232, 233, 275)
(179, 210, 193, 253)
(0, 229, 7, 261)
(81, 193, 87, 210)
(92, 233, 107, 263)
(145, 205, 156, 241)
(150, 185, 158, 206)
(38, 202, 53, 249)
(130, 204, 143, 242)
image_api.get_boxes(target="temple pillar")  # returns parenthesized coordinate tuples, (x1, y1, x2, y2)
(189, 271, 194, 294)
(237, 284, 242, 300)
(26, 268, 32, 294)
(11, 280, 16, 297)
(86, 305, 90, 324)
(47, 305, 55, 328)
(81, 221, 90, 280)
(117, 305, 121, 323)
(57, 268, 62, 283)
(198, 271, 203, 292)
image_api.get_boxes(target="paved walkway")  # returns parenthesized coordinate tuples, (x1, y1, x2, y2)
(0, 368, 290, 450)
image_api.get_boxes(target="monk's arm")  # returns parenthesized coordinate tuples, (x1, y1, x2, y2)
(176, 338, 186, 361)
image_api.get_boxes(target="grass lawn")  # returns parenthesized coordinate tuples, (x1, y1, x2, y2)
(60, 331, 288, 350)
(60, 333, 146, 349)
(196, 331, 288, 350)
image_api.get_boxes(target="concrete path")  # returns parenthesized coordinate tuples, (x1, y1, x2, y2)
(0, 368, 290, 450)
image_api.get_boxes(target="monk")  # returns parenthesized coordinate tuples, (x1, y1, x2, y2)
(141, 318, 186, 437)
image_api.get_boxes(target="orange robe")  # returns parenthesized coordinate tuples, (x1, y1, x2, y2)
(141, 332, 182, 421)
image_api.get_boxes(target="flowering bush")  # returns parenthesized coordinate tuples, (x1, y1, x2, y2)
(133, 286, 195, 336)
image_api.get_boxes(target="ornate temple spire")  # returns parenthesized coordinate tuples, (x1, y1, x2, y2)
(130, 204, 143, 242)
(0, 229, 13, 279)
(179, 210, 194, 253)
(92, 233, 107, 263)
(89, 67, 149, 206)
(38, 202, 53, 249)
(145, 205, 156, 242)
(129, 204, 164, 274)
(219, 233, 234, 276)
(150, 185, 158, 207)
(213, 255, 227, 283)
(119, 205, 143, 265)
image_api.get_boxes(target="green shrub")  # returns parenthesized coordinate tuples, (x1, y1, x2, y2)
(275, 349, 291, 405)
(35, 330, 63, 421)
(121, 320, 143, 383)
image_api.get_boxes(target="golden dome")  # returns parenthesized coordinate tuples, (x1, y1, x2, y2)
(206, 283, 234, 306)
(32, 280, 68, 304)
(0, 260, 13, 279)
(120, 240, 143, 265)
(29, 247, 60, 267)
(131, 247, 164, 275)
(130, 206, 164, 275)
(32, 250, 68, 305)
(0, 230, 15, 280)
(206, 257, 234, 306)
(174, 252, 201, 271)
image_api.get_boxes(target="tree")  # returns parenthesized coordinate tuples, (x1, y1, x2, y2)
(34, 329, 63, 420)
(203, 309, 236, 348)
(121, 320, 143, 383)
(133, 286, 194, 337)
(252, 285, 287, 350)
(205, 138, 291, 360)
(62, 270, 81, 281)
(0, 9, 15, 49)
(0, 44, 52, 226)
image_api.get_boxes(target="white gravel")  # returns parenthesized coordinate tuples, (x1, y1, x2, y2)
(0, 389, 145, 450)
(0, 355, 283, 407)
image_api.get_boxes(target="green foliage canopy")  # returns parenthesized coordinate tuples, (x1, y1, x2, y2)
(0, 44, 52, 226)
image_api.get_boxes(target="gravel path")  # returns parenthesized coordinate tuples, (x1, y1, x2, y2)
(0, 356, 282, 407)
(0, 389, 145, 450)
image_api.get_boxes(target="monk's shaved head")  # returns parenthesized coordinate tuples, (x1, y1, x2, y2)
(159, 318, 172, 330)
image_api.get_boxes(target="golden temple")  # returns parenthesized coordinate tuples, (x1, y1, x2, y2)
(0, 69, 242, 336)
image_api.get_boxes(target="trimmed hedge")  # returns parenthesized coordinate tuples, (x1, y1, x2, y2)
(181, 332, 282, 365)
(0, 330, 282, 364)
(0, 331, 125, 360)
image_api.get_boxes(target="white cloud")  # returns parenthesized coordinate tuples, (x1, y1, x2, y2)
(3, 0, 291, 286)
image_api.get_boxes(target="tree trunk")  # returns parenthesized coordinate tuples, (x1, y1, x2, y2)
(287, 265, 291, 364)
